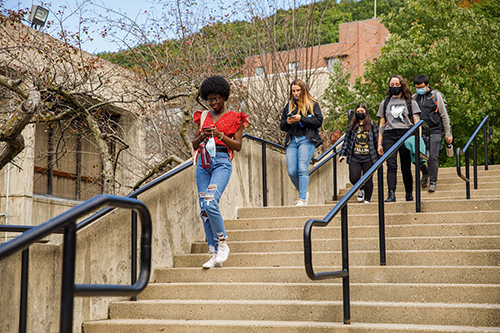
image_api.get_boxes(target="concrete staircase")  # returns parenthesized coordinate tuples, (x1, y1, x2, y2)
(83, 166, 500, 333)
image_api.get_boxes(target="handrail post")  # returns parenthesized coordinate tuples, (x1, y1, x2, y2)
(333, 150, 338, 201)
(465, 150, 470, 199)
(415, 130, 421, 213)
(377, 167, 386, 265)
(484, 121, 489, 170)
(19, 248, 29, 333)
(473, 138, 478, 190)
(340, 205, 350, 324)
(262, 142, 268, 207)
(60, 222, 77, 333)
(130, 210, 138, 301)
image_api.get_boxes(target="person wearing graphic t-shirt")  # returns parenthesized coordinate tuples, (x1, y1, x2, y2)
(339, 103, 380, 203)
(376, 75, 421, 202)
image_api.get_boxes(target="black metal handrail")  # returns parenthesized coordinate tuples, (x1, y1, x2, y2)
(0, 194, 152, 333)
(243, 133, 346, 205)
(0, 132, 346, 332)
(456, 115, 493, 199)
(303, 120, 428, 324)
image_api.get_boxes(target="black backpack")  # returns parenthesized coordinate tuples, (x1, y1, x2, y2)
(383, 97, 414, 124)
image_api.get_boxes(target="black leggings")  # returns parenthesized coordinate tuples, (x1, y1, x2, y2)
(349, 159, 374, 201)
(383, 129, 413, 194)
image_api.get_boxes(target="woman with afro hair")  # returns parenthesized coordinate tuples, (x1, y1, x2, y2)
(192, 75, 248, 269)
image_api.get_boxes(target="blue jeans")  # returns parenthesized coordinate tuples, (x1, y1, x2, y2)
(196, 151, 232, 251)
(286, 136, 316, 201)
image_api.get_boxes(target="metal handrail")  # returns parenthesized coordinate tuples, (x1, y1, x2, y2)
(0, 194, 152, 333)
(309, 135, 345, 174)
(303, 120, 428, 324)
(243, 133, 346, 204)
(456, 115, 493, 199)
(0, 132, 346, 331)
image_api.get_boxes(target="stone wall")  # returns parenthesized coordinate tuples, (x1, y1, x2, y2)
(0, 137, 348, 332)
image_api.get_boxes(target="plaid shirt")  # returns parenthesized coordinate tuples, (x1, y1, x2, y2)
(340, 120, 380, 164)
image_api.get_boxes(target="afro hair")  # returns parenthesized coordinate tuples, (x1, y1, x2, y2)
(199, 75, 231, 101)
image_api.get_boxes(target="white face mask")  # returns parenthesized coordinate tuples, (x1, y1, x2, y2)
(206, 136, 216, 158)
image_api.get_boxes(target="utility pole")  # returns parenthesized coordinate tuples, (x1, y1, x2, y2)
(374, 0, 377, 18)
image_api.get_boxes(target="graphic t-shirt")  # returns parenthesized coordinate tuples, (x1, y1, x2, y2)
(351, 129, 371, 163)
(376, 97, 421, 131)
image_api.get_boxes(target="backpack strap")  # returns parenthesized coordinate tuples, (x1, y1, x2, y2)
(199, 110, 209, 133)
(430, 90, 439, 113)
(382, 97, 391, 119)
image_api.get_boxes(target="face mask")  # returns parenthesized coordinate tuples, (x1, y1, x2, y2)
(206, 136, 216, 158)
(389, 86, 402, 96)
(292, 96, 299, 101)
(416, 87, 427, 95)
(356, 113, 366, 120)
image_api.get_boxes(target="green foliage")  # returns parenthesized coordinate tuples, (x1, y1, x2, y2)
(323, 62, 360, 132)
(348, 0, 500, 165)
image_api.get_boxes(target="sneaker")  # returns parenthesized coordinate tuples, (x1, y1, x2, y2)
(202, 253, 222, 269)
(357, 189, 365, 202)
(214, 240, 230, 264)
(295, 200, 306, 206)
(428, 183, 436, 192)
(364, 200, 370, 204)
(421, 173, 429, 188)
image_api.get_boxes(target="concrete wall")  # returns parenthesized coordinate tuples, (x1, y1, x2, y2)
(0, 137, 348, 332)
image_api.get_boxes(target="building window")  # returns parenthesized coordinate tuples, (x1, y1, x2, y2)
(288, 62, 299, 73)
(255, 66, 266, 77)
(34, 122, 105, 201)
(327, 57, 340, 71)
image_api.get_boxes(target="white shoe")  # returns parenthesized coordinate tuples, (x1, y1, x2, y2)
(364, 200, 370, 204)
(214, 240, 230, 264)
(202, 253, 222, 269)
(295, 199, 306, 206)
(357, 189, 365, 202)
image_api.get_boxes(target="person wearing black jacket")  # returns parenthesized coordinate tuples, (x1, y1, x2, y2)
(280, 79, 323, 206)
(339, 103, 379, 203)
(414, 75, 453, 192)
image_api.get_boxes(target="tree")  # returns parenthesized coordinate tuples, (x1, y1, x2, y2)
(348, 0, 500, 165)
(0, 7, 146, 197)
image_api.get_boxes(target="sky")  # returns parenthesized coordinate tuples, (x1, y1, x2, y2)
(4, 0, 313, 54)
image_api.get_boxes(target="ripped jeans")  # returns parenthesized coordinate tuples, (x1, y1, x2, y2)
(196, 151, 232, 252)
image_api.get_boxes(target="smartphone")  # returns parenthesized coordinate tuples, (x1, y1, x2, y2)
(287, 113, 293, 118)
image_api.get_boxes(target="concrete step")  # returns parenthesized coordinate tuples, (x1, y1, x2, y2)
(236, 199, 500, 218)
(138, 282, 500, 304)
(82, 319, 500, 333)
(173, 249, 500, 268)
(225, 223, 500, 241)
(106, 299, 500, 327)
(225, 211, 500, 229)
(226, 211, 500, 229)
(155, 266, 500, 284)
(192, 236, 500, 253)
(336, 188, 500, 202)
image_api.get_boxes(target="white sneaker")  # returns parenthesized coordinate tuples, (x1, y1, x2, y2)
(295, 199, 306, 206)
(364, 200, 370, 204)
(202, 253, 222, 269)
(214, 240, 230, 264)
(357, 189, 365, 202)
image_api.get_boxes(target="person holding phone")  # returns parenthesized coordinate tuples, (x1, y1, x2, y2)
(338, 103, 379, 203)
(192, 76, 248, 268)
(280, 79, 323, 206)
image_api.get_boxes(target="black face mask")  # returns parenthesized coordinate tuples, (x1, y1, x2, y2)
(356, 113, 366, 120)
(389, 86, 403, 96)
